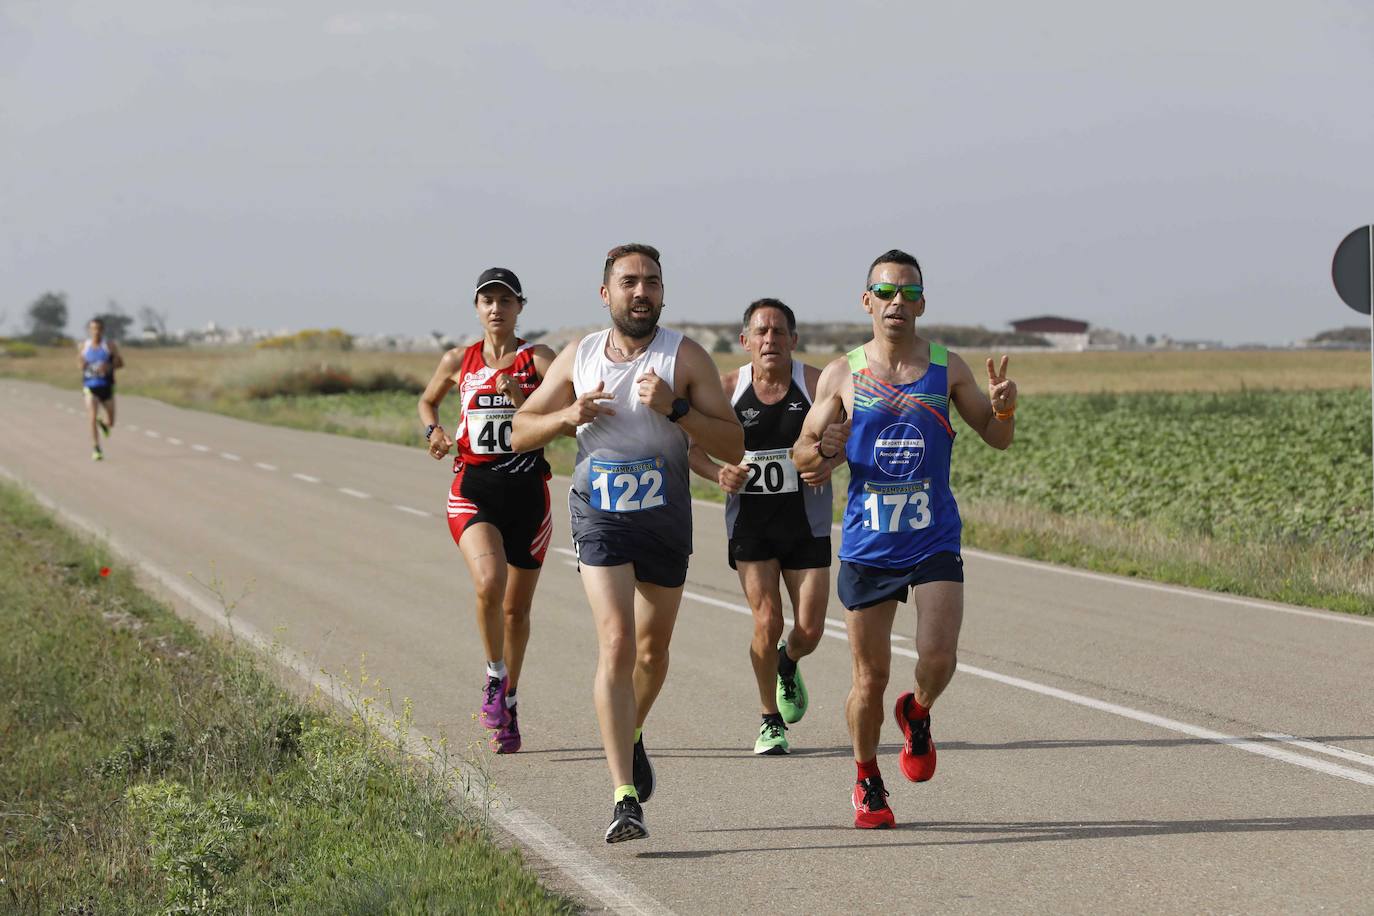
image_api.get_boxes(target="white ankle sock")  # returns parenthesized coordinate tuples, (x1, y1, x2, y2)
(486, 660, 507, 680)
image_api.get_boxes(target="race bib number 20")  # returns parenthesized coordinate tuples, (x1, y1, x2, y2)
(590, 457, 667, 513)
(742, 448, 799, 495)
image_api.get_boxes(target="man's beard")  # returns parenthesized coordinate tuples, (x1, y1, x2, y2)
(611, 302, 660, 339)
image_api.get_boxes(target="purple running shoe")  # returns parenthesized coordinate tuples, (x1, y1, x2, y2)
(492, 703, 521, 753)
(480, 675, 509, 729)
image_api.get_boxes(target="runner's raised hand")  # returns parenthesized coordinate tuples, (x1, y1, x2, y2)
(985, 355, 1017, 415)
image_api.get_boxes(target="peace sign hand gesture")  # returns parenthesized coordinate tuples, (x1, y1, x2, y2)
(986, 355, 1018, 416)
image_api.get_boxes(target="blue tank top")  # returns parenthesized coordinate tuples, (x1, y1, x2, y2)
(82, 341, 114, 389)
(839, 342, 962, 568)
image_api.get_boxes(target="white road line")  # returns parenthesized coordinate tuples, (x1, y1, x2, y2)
(0, 471, 673, 916)
(220, 452, 242, 461)
(553, 548, 1374, 790)
(254, 462, 277, 471)
(191, 444, 211, 452)
(1260, 733, 1374, 769)
(960, 547, 1374, 628)
(338, 488, 370, 500)
(144, 430, 160, 438)
(127, 424, 140, 431)
(167, 438, 183, 446)
(393, 504, 431, 517)
(292, 473, 321, 484)
(653, 477, 1374, 630)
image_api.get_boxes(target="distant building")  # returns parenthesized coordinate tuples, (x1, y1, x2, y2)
(1009, 315, 1090, 351)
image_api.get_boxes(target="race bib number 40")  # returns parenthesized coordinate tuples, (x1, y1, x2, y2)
(742, 448, 799, 495)
(468, 407, 516, 455)
(860, 480, 933, 533)
(590, 457, 667, 513)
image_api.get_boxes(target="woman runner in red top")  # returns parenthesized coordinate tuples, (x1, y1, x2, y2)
(418, 268, 557, 753)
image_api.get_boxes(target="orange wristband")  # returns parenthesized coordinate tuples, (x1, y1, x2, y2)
(994, 406, 1016, 421)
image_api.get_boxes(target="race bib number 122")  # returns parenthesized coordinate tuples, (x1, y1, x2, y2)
(589, 457, 667, 512)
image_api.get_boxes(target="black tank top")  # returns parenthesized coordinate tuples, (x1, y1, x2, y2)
(729, 376, 812, 540)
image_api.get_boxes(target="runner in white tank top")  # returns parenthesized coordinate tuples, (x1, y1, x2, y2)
(512, 243, 743, 844)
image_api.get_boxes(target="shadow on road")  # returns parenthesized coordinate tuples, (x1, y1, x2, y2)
(634, 814, 1374, 858)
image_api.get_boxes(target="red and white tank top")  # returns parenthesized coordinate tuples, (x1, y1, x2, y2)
(453, 339, 547, 475)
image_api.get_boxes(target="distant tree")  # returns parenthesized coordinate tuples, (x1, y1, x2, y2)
(138, 305, 169, 341)
(712, 335, 734, 354)
(1312, 326, 1371, 344)
(91, 301, 134, 341)
(26, 292, 69, 344)
(1145, 334, 1157, 347)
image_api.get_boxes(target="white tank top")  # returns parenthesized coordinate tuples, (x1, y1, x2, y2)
(568, 327, 693, 555)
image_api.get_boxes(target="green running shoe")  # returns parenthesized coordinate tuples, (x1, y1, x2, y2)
(753, 716, 789, 756)
(775, 640, 808, 724)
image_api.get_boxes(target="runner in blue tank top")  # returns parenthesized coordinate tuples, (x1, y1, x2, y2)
(77, 317, 124, 461)
(795, 249, 1019, 829)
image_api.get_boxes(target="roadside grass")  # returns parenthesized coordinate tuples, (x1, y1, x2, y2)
(0, 481, 576, 915)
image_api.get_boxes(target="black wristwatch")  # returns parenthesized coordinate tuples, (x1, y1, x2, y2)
(425, 423, 439, 441)
(666, 398, 690, 423)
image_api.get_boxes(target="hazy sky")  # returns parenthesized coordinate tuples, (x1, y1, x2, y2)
(4, 1, 1372, 344)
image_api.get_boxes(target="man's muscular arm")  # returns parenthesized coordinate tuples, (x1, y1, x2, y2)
(794, 357, 851, 475)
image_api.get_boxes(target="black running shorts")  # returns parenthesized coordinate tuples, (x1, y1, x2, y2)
(85, 385, 114, 403)
(838, 551, 964, 611)
(728, 535, 832, 571)
(574, 537, 689, 589)
(447, 464, 552, 569)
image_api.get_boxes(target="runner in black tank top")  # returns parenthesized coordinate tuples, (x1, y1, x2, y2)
(690, 299, 839, 756)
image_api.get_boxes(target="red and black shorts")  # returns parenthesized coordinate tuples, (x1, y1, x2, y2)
(446, 464, 552, 570)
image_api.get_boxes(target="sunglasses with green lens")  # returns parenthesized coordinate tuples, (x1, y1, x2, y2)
(867, 283, 923, 301)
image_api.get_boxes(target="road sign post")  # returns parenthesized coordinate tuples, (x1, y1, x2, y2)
(1331, 224, 1374, 545)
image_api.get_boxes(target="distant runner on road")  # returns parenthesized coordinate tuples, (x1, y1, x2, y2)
(78, 318, 123, 461)
(418, 267, 556, 756)
(795, 249, 1019, 829)
(689, 298, 836, 756)
(512, 243, 744, 844)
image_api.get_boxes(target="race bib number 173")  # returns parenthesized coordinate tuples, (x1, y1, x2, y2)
(861, 480, 933, 533)
(589, 457, 667, 513)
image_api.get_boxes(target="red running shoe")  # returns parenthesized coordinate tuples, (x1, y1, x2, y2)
(894, 691, 937, 782)
(852, 775, 895, 829)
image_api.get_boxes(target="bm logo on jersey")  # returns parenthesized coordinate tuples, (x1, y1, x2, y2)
(873, 422, 926, 477)
(475, 393, 515, 408)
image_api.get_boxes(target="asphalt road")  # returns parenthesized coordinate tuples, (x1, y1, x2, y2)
(3, 379, 1373, 914)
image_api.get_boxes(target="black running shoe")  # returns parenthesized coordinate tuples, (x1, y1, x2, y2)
(632, 734, 655, 804)
(604, 797, 648, 844)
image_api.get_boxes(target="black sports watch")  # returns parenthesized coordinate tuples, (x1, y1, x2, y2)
(666, 398, 690, 423)
(424, 423, 439, 441)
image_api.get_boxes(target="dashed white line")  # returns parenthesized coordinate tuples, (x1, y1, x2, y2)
(254, 462, 277, 471)
(127, 424, 140, 431)
(191, 444, 211, 453)
(393, 504, 431, 517)
(292, 473, 321, 484)
(220, 452, 241, 461)
(144, 430, 160, 438)
(167, 437, 183, 446)
(338, 487, 370, 500)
